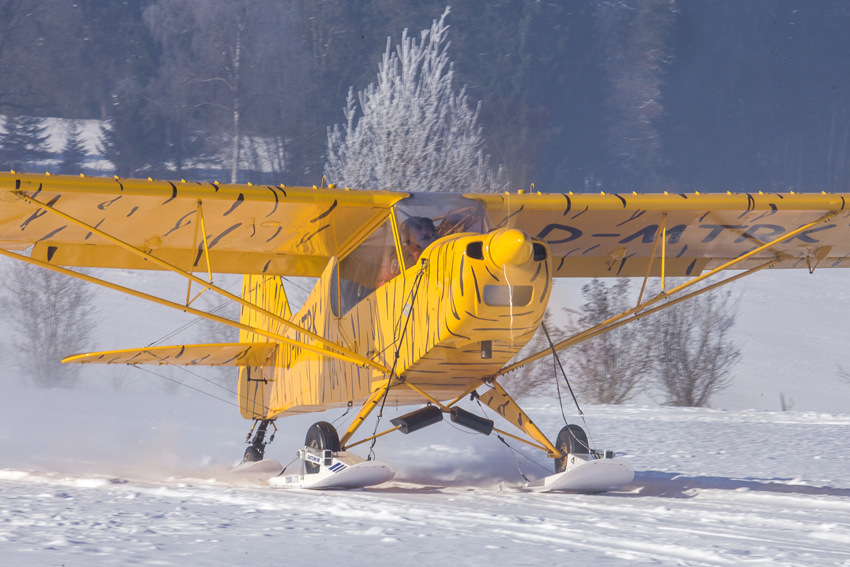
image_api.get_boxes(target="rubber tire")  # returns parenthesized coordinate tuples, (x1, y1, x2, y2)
(242, 445, 264, 463)
(554, 424, 589, 473)
(305, 421, 341, 474)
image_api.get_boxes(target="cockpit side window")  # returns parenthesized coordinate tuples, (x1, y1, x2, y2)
(338, 219, 400, 316)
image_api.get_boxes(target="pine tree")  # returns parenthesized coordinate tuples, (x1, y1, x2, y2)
(0, 115, 50, 173)
(59, 122, 87, 175)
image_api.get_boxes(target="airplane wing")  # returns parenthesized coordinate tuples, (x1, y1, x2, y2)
(2, 172, 849, 279)
(0, 172, 405, 277)
(63, 343, 277, 366)
(471, 191, 850, 277)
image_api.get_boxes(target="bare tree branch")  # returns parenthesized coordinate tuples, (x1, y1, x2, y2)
(0, 260, 99, 388)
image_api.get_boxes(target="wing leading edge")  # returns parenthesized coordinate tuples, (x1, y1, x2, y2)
(63, 343, 277, 366)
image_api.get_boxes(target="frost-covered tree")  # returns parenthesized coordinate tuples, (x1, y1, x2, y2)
(325, 7, 506, 193)
(0, 261, 99, 388)
(565, 278, 654, 405)
(651, 282, 740, 407)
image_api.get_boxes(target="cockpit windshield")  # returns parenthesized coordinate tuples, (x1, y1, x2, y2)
(394, 193, 490, 269)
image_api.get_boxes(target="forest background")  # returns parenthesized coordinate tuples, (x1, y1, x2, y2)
(3, 0, 849, 195)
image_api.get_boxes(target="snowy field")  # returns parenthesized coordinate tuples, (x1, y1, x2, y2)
(1, 385, 850, 566)
(0, 267, 850, 564)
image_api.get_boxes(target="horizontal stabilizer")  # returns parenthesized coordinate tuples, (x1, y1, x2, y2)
(63, 342, 277, 366)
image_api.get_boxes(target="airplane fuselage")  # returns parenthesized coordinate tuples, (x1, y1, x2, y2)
(258, 225, 552, 418)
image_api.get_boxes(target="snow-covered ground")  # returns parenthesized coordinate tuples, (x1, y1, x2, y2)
(1, 257, 850, 564)
(1, 386, 849, 566)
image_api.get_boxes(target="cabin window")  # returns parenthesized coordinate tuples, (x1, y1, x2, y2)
(395, 193, 490, 269)
(338, 219, 400, 316)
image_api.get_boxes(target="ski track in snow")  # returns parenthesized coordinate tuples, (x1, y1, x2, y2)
(1, 396, 850, 566)
(1, 468, 850, 566)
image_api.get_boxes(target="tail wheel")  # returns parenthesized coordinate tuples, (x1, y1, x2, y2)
(242, 445, 264, 463)
(554, 424, 589, 473)
(305, 421, 340, 474)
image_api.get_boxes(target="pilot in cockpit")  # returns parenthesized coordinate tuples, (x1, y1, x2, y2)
(399, 216, 439, 267)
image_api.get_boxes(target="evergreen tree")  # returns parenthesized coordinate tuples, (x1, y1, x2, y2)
(0, 115, 49, 172)
(59, 122, 87, 175)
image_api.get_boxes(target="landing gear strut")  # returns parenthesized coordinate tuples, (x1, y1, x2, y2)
(242, 419, 276, 463)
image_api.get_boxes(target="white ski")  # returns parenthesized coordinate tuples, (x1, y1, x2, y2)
(525, 453, 634, 493)
(268, 447, 395, 490)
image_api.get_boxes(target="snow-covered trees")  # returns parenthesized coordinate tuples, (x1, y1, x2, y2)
(0, 115, 49, 173)
(59, 122, 87, 175)
(0, 262, 99, 388)
(652, 283, 740, 407)
(566, 279, 655, 405)
(142, 0, 307, 182)
(325, 8, 506, 193)
(559, 278, 740, 407)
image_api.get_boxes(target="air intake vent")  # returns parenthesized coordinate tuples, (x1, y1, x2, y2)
(532, 242, 547, 261)
(466, 241, 484, 259)
(483, 285, 533, 307)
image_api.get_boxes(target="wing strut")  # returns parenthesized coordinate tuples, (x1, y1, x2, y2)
(185, 199, 214, 306)
(497, 210, 837, 377)
(13, 191, 387, 373)
(0, 246, 390, 373)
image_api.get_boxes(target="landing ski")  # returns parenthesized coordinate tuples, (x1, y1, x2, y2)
(268, 447, 395, 490)
(525, 453, 634, 493)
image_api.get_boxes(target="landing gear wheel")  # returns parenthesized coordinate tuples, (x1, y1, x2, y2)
(305, 421, 341, 474)
(554, 424, 589, 473)
(242, 445, 264, 463)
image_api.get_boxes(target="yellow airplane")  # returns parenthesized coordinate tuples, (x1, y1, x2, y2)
(1, 172, 848, 490)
